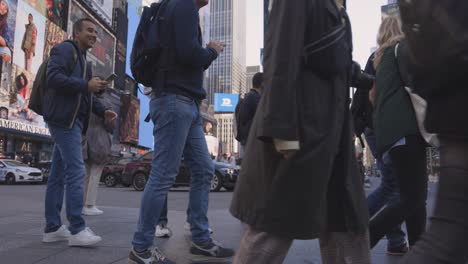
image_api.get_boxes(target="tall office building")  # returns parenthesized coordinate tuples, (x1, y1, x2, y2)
(206, 0, 246, 155)
(206, 0, 247, 102)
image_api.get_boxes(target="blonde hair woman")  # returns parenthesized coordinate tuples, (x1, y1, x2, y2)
(369, 16, 428, 249)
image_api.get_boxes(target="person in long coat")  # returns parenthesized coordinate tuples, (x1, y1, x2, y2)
(230, 0, 369, 263)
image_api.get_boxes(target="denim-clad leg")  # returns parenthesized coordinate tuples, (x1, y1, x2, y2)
(365, 128, 406, 247)
(183, 110, 213, 244)
(45, 120, 86, 235)
(132, 94, 211, 251)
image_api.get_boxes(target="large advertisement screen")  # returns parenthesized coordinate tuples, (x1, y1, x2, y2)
(119, 94, 140, 145)
(381, 3, 399, 18)
(214, 93, 239, 113)
(68, 0, 115, 80)
(82, 0, 113, 26)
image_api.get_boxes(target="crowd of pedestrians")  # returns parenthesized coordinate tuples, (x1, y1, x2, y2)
(35, 0, 468, 263)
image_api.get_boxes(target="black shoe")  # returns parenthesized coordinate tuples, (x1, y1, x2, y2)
(128, 247, 175, 264)
(190, 240, 235, 258)
(386, 243, 409, 256)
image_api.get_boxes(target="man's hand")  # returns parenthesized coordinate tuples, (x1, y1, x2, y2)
(207, 41, 225, 55)
(104, 110, 117, 121)
(88, 77, 107, 93)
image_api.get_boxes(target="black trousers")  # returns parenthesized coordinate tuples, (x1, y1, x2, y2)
(369, 135, 428, 248)
(401, 137, 468, 264)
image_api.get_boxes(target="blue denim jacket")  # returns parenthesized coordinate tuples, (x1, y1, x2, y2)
(43, 40, 106, 132)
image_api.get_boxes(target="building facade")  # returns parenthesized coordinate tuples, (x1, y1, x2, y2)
(204, 0, 246, 154)
(206, 0, 246, 102)
(0, 0, 138, 165)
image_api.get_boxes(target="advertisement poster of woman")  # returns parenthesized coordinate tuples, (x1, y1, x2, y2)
(13, 0, 45, 74)
(0, 0, 17, 64)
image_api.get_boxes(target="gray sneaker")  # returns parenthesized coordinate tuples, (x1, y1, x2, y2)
(128, 247, 175, 264)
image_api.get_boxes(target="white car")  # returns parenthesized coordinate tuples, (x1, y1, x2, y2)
(0, 159, 43, 184)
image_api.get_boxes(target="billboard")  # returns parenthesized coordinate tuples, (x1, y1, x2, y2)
(119, 93, 140, 144)
(214, 93, 239, 113)
(13, 0, 47, 74)
(81, 0, 113, 26)
(68, 0, 115, 80)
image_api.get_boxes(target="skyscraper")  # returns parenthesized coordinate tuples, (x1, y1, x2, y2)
(205, 0, 246, 155)
(206, 0, 247, 103)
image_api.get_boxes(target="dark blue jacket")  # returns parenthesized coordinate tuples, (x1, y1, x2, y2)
(237, 89, 261, 145)
(43, 40, 106, 132)
(155, 0, 218, 100)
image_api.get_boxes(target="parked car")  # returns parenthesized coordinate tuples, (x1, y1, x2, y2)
(100, 157, 133, 187)
(120, 152, 239, 192)
(0, 159, 43, 184)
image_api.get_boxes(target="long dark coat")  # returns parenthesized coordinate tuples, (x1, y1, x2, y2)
(229, 0, 369, 239)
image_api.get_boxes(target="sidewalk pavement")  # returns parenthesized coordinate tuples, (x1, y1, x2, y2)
(0, 206, 402, 264)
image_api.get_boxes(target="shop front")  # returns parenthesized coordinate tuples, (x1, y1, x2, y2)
(0, 118, 53, 167)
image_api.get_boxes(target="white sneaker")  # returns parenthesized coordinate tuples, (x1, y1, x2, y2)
(82, 206, 103, 216)
(155, 224, 172, 238)
(43, 225, 71, 243)
(184, 221, 213, 234)
(68, 227, 102, 247)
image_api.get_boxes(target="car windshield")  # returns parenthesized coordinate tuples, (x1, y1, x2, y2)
(4, 160, 27, 167)
(117, 158, 132, 165)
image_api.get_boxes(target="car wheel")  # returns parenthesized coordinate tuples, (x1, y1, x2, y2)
(104, 174, 117, 187)
(5, 173, 15, 185)
(133, 173, 147, 191)
(210, 172, 223, 192)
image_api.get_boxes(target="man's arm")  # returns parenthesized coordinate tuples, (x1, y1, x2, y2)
(173, 0, 218, 67)
(47, 43, 88, 96)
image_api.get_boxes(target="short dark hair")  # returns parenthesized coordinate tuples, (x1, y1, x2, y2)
(73, 18, 95, 38)
(252, 72, 263, 89)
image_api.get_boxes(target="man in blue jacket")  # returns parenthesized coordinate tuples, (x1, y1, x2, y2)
(128, 0, 234, 263)
(41, 18, 117, 247)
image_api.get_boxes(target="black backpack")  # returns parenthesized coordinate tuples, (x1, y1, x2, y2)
(399, 0, 468, 69)
(28, 40, 78, 116)
(130, 0, 170, 87)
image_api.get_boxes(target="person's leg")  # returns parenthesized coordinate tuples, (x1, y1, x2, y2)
(46, 121, 88, 235)
(84, 163, 105, 207)
(83, 161, 92, 206)
(365, 129, 407, 249)
(233, 226, 293, 264)
(183, 108, 214, 245)
(369, 137, 427, 248)
(402, 138, 468, 264)
(157, 195, 168, 226)
(44, 144, 65, 233)
(320, 231, 371, 264)
(131, 94, 193, 252)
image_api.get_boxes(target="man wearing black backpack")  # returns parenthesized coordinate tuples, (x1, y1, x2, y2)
(128, 0, 234, 263)
(41, 18, 117, 247)
(235, 72, 263, 153)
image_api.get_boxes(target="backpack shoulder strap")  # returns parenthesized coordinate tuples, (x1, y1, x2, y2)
(63, 40, 80, 75)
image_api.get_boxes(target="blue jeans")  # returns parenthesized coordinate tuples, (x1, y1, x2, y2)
(132, 93, 214, 251)
(44, 120, 86, 235)
(157, 195, 168, 226)
(365, 128, 406, 248)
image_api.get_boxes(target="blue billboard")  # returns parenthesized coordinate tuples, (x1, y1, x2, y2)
(214, 93, 240, 113)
